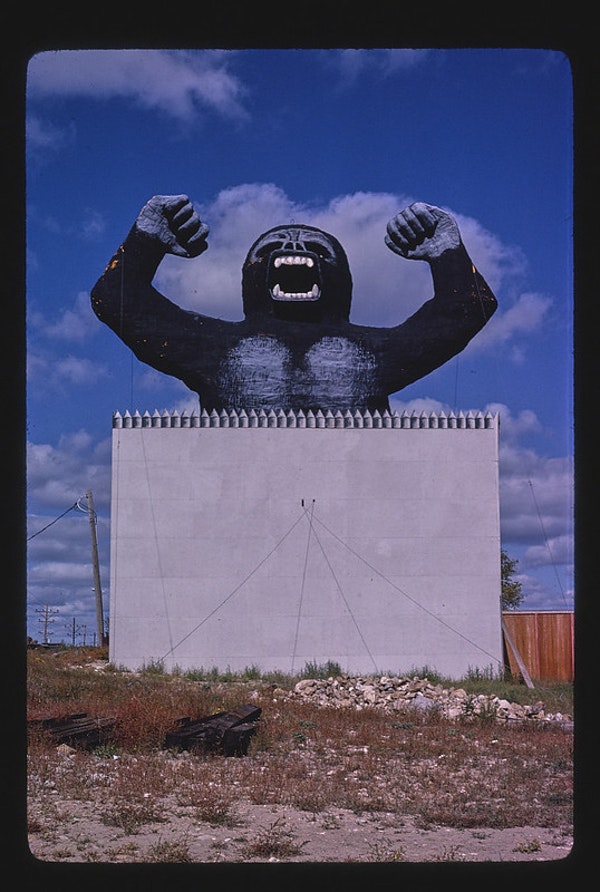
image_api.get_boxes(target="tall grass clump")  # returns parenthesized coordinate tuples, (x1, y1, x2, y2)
(299, 660, 343, 679)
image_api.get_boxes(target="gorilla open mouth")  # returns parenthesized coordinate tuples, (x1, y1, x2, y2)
(268, 251, 321, 301)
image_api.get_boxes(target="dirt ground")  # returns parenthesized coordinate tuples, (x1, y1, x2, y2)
(25, 654, 576, 868)
(28, 790, 572, 865)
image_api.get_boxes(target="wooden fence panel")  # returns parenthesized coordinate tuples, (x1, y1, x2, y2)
(502, 611, 574, 682)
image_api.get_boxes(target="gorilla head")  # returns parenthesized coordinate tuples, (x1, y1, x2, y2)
(241, 224, 353, 323)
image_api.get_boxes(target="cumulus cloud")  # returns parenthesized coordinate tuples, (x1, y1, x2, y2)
(154, 183, 523, 328)
(30, 291, 97, 342)
(471, 402, 573, 558)
(27, 432, 111, 511)
(27, 350, 110, 393)
(27, 433, 112, 638)
(500, 449, 573, 543)
(28, 292, 112, 393)
(27, 50, 248, 123)
(467, 291, 553, 358)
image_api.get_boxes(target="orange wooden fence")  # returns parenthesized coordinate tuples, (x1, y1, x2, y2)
(502, 611, 574, 682)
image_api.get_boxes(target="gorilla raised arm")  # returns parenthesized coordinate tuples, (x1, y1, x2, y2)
(91, 194, 497, 413)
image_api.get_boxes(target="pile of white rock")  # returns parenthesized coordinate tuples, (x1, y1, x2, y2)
(284, 675, 572, 727)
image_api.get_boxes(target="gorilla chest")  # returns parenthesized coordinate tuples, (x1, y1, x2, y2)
(219, 335, 378, 409)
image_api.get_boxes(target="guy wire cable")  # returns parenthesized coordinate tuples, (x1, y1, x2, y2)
(161, 507, 308, 662)
(311, 510, 504, 666)
(290, 498, 316, 674)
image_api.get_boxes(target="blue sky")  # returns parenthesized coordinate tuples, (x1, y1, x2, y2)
(25, 48, 574, 644)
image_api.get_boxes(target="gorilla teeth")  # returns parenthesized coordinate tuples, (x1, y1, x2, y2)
(272, 283, 320, 300)
(274, 255, 314, 268)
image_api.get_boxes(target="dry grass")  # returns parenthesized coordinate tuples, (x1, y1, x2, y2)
(27, 647, 573, 854)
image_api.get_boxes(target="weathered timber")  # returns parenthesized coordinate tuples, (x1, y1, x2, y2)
(28, 712, 116, 748)
(165, 704, 261, 756)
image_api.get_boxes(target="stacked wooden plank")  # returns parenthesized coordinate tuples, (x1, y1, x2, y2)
(28, 712, 116, 748)
(165, 704, 262, 756)
(29, 703, 262, 755)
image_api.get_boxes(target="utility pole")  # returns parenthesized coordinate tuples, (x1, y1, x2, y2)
(36, 604, 59, 644)
(65, 617, 81, 646)
(86, 489, 107, 646)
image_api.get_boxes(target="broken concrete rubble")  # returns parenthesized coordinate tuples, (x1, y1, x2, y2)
(284, 675, 572, 727)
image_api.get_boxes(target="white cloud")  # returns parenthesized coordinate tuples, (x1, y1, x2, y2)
(524, 535, 573, 568)
(155, 183, 524, 328)
(28, 350, 110, 393)
(27, 433, 112, 636)
(27, 50, 248, 123)
(468, 291, 553, 357)
(323, 49, 431, 87)
(498, 433, 573, 571)
(486, 403, 542, 442)
(30, 291, 96, 342)
(28, 291, 111, 392)
(27, 432, 111, 510)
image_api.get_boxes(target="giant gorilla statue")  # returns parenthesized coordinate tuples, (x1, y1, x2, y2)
(91, 194, 497, 413)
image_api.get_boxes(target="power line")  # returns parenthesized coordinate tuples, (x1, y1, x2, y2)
(27, 502, 79, 541)
(528, 479, 569, 607)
